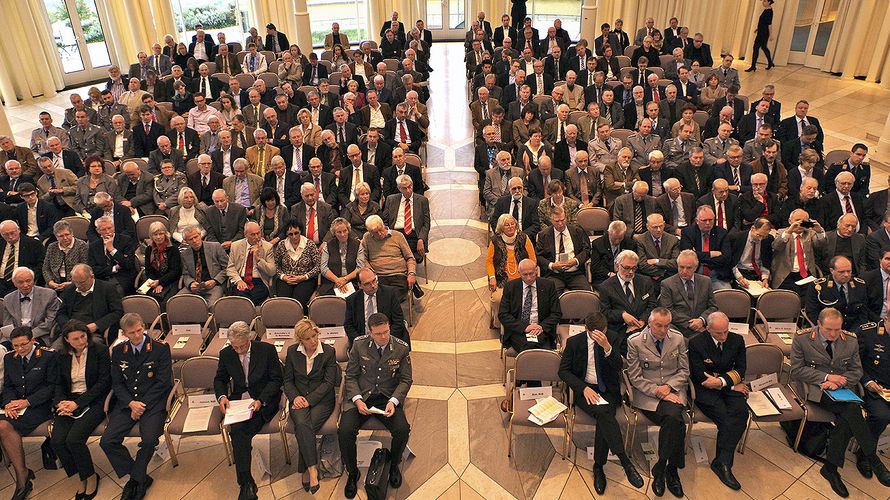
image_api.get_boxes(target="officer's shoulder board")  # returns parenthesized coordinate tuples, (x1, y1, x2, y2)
(840, 330, 857, 340)
(798, 326, 816, 337)
(627, 330, 644, 342)
(853, 277, 865, 284)
(860, 322, 878, 334)
(354, 334, 370, 343)
(391, 337, 409, 348)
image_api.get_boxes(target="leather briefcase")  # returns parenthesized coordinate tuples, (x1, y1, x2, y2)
(364, 447, 392, 500)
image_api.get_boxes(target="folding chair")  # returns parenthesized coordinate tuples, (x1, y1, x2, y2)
(556, 290, 600, 350)
(212, 72, 231, 85)
(164, 294, 214, 360)
(753, 289, 801, 355)
(122, 295, 165, 340)
(713, 289, 757, 345)
(259, 297, 304, 360)
(383, 58, 399, 72)
(616, 55, 631, 68)
(506, 349, 569, 458)
(185, 158, 200, 177)
(163, 356, 230, 467)
(824, 150, 849, 166)
(308, 295, 349, 361)
(61, 216, 89, 240)
(659, 55, 674, 68)
(693, 110, 710, 129)
(204, 296, 259, 355)
(576, 207, 610, 240)
(135, 214, 169, 245)
(624, 46, 638, 58)
(235, 73, 256, 89)
(123, 157, 150, 173)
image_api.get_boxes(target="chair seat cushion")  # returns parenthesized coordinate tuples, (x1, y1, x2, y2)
(511, 391, 566, 428)
(166, 334, 204, 360)
(167, 401, 224, 435)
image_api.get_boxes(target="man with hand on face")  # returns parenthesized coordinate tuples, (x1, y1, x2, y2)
(559, 311, 644, 495)
(101, 313, 172, 500)
(226, 221, 276, 305)
(729, 217, 773, 292)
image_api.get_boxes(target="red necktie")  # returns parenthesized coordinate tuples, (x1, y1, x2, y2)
(751, 241, 761, 277)
(178, 133, 185, 152)
(653, 89, 660, 103)
(702, 234, 711, 276)
(314, 176, 321, 194)
(760, 196, 769, 216)
(844, 195, 853, 214)
(404, 197, 412, 234)
(307, 206, 316, 241)
(243, 250, 254, 289)
(144, 123, 150, 136)
(717, 202, 725, 229)
(795, 236, 808, 278)
(399, 121, 407, 143)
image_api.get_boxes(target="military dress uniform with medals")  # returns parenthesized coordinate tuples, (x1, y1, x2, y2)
(1, 345, 59, 435)
(857, 322, 890, 460)
(805, 277, 871, 332)
(100, 335, 173, 491)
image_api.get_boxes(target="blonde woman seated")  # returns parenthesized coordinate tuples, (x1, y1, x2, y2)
(297, 108, 322, 148)
(486, 214, 536, 328)
(342, 181, 380, 239)
(167, 187, 207, 243)
(670, 104, 702, 142)
(143, 221, 181, 304)
(283, 318, 339, 494)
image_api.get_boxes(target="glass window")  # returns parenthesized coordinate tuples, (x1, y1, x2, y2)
(45, 0, 86, 73)
(307, 0, 369, 48)
(426, 0, 443, 30)
(170, 0, 252, 47)
(528, 0, 581, 41)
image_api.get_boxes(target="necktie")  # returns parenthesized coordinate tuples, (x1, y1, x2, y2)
(243, 249, 254, 289)
(826, 340, 833, 358)
(339, 125, 346, 144)
(352, 166, 361, 193)
(378, 346, 385, 358)
(203, 77, 210, 97)
(4, 244, 16, 280)
(733, 167, 740, 187)
(723, 68, 728, 77)
(795, 235, 808, 278)
(512, 199, 520, 221)
(307, 206, 316, 241)
(399, 121, 408, 143)
(314, 176, 321, 194)
(222, 57, 228, 74)
(559, 121, 565, 142)
(655, 339, 663, 354)
(672, 200, 680, 225)
(238, 132, 246, 148)
(840, 284, 848, 305)
(633, 201, 643, 233)
(685, 279, 694, 301)
(365, 294, 376, 332)
(537, 75, 543, 94)
(653, 88, 660, 103)
(404, 197, 413, 233)
(195, 249, 203, 281)
(481, 103, 488, 121)
(844, 196, 854, 214)
(242, 352, 249, 386)
(558, 231, 565, 254)
(579, 172, 590, 203)
(49, 175, 56, 189)
(717, 202, 725, 229)
(258, 147, 265, 176)
(202, 175, 208, 188)
(751, 240, 762, 276)
(255, 105, 261, 125)
(624, 280, 634, 300)
(250, 55, 256, 72)
(178, 132, 185, 153)
(718, 342, 723, 352)
(154, 57, 160, 73)
(294, 148, 303, 171)
(144, 123, 151, 136)
(521, 285, 533, 324)
(588, 72, 594, 86)
(21, 356, 28, 372)
(702, 235, 711, 275)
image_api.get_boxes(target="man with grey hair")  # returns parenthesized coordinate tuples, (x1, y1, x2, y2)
(590, 220, 636, 284)
(291, 182, 335, 246)
(598, 245, 657, 338)
(56, 263, 123, 342)
(87, 190, 136, 242)
(117, 160, 156, 215)
(362, 214, 417, 295)
(226, 221, 276, 305)
(0, 220, 44, 296)
(658, 249, 718, 337)
(688, 310, 748, 490)
(87, 215, 137, 295)
(384, 102, 425, 154)
(179, 224, 228, 303)
(382, 174, 431, 284)
(2, 267, 59, 345)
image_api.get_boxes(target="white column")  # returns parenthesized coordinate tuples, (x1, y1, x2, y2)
(877, 110, 890, 163)
(293, 0, 312, 51)
(580, 0, 598, 42)
(0, 104, 12, 137)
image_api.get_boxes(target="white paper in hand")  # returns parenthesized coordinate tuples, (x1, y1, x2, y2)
(367, 406, 387, 415)
(223, 399, 254, 425)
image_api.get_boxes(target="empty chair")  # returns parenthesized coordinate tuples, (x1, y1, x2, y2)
(506, 349, 569, 458)
(753, 289, 801, 355)
(164, 294, 214, 360)
(556, 290, 601, 349)
(259, 297, 304, 360)
(824, 149, 849, 166)
(740, 343, 805, 452)
(203, 296, 259, 355)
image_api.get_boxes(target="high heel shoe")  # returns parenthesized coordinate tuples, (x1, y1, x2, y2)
(83, 473, 101, 499)
(766, 63, 775, 70)
(309, 482, 320, 494)
(302, 481, 311, 492)
(745, 66, 756, 72)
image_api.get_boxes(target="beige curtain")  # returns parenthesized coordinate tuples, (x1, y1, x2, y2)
(0, 0, 66, 104)
(369, 0, 422, 43)
(469, 0, 510, 21)
(147, 0, 179, 44)
(817, 0, 890, 85)
(100, 0, 179, 72)
(251, 0, 300, 41)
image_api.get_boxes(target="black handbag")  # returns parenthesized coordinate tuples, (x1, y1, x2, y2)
(364, 447, 392, 500)
(780, 419, 830, 459)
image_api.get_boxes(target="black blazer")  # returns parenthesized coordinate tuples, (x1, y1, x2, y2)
(299, 171, 338, 209)
(490, 195, 540, 242)
(710, 96, 746, 124)
(728, 230, 774, 278)
(361, 143, 393, 173)
(498, 277, 561, 346)
(57, 278, 124, 337)
(535, 224, 590, 278)
(166, 128, 201, 161)
(822, 191, 866, 232)
(589, 234, 638, 283)
(865, 226, 890, 269)
(597, 274, 657, 343)
(87, 233, 138, 285)
(16, 200, 59, 241)
(263, 170, 302, 208)
(280, 144, 315, 173)
(0, 175, 35, 204)
(688, 331, 746, 406)
(786, 166, 824, 199)
(283, 342, 339, 408)
(343, 285, 408, 343)
(680, 224, 732, 281)
(187, 170, 225, 206)
(737, 191, 780, 229)
(675, 161, 714, 200)
(696, 192, 740, 232)
(382, 118, 426, 151)
(776, 115, 824, 145)
(87, 204, 136, 242)
(2, 347, 59, 423)
(0, 237, 44, 283)
(558, 326, 624, 403)
(53, 342, 112, 410)
(210, 146, 246, 175)
(381, 164, 425, 199)
(214, 340, 283, 422)
(553, 140, 587, 171)
(526, 167, 565, 201)
(338, 163, 381, 208)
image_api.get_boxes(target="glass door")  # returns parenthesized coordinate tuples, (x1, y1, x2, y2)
(424, 0, 466, 40)
(788, 0, 840, 66)
(44, 0, 114, 85)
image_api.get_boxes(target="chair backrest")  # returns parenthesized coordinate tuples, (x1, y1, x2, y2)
(568, 110, 586, 125)
(135, 214, 169, 242)
(650, 67, 665, 79)
(260, 51, 276, 64)
(383, 58, 399, 72)
(611, 128, 633, 145)
(235, 73, 256, 89)
(319, 60, 333, 73)
(616, 55, 631, 68)
(404, 153, 422, 169)
(204, 61, 217, 74)
(230, 42, 243, 54)
(123, 157, 150, 172)
(308, 296, 346, 326)
(268, 61, 281, 74)
(61, 216, 89, 240)
(515, 349, 561, 382)
(619, 66, 634, 81)
(186, 158, 200, 177)
(576, 207, 610, 236)
(744, 343, 784, 381)
(258, 72, 280, 89)
(533, 95, 550, 106)
(659, 54, 674, 68)
(212, 296, 258, 328)
(693, 110, 710, 128)
(122, 295, 161, 327)
(320, 50, 333, 61)
(756, 289, 801, 322)
(236, 51, 248, 65)
(180, 356, 221, 389)
(624, 45, 638, 58)
(713, 289, 752, 323)
(298, 85, 317, 95)
(559, 290, 600, 322)
(166, 294, 210, 324)
(329, 71, 342, 84)
(365, 40, 379, 50)
(824, 149, 849, 166)
(260, 297, 304, 328)
(103, 160, 117, 176)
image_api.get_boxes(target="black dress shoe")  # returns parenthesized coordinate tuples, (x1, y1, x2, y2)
(745, 67, 756, 72)
(309, 483, 320, 494)
(623, 462, 644, 488)
(120, 479, 138, 500)
(665, 467, 684, 498)
(871, 458, 890, 487)
(766, 63, 775, 70)
(132, 476, 154, 500)
(389, 464, 403, 488)
(83, 473, 101, 500)
(344, 471, 361, 499)
(592, 465, 606, 494)
(302, 480, 311, 492)
(856, 451, 873, 479)
(11, 482, 32, 500)
(710, 462, 741, 490)
(651, 465, 665, 497)
(239, 480, 259, 500)
(820, 465, 849, 498)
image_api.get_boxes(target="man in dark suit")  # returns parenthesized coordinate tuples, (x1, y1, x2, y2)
(535, 206, 590, 294)
(0, 220, 45, 295)
(680, 205, 732, 289)
(729, 218, 774, 291)
(776, 100, 824, 144)
(688, 311, 748, 490)
(709, 87, 746, 124)
(0, 161, 34, 205)
(86, 215, 137, 295)
(552, 128, 588, 172)
(590, 221, 638, 284)
(14, 184, 58, 241)
(822, 170, 866, 233)
(526, 161, 565, 201)
(291, 182, 335, 247)
(325, 109, 359, 148)
(736, 100, 775, 145)
(714, 146, 753, 194)
(117, 162, 156, 217)
(213, 322, 283, 499)
(865, 212, 890, 269)
(41, 137, 83, 177)
(279, 129, 314, 175)
(824, 143, 870, 198)
(205, 189, 248, 250)
(816, 213, 867, 276)
(498, 258, 561, 352)
(188, 31, 215, 62)
(656, 179, 695, 235)
(593, 23, 619, 56)
(383, 104, 426, 154)
(598, 249, 657, 339)
(381, 176, 430, 264)
(658, 249, 719, 337)
(188, 154, 224, 206)
(211, 131, 245, 176)
(166, 116, 201, 162)
(338, 144, 381, 208)
(685, 33, 713, 66)
(558, 312, 644, 495)
(382, 149, 425, 199)
(749, 85, 781, 125)
(697, 179, 739, 232)
(131, 106, 166, 157)
(86, 193, 136, 242)
(676, 149, 713, 200)
(263, 157, 301, 208)
(737, 173, 780, 230)
(56, 264, 123, 343)
(863, 247, 890, 321)
(360, 128, 392, 174)
(344, 268, 408, 344)
(101, 313, 172, 500)
(264, 23, 289, 54)
(490, 177, 540, 243)
(493, 14, 517, 47)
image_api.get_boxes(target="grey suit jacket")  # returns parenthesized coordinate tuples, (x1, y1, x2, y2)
(655, 192, 696, 234)
(147, 54, 173, 75)
(2, 286, 59, 341)
(815, 231, 865, 275)
(658, 273, 717, 335)
(703, 137, 740, 166)
(180, 240, 229, 287)
(626, 327, 689, 411)
(225, 238, 276, 289)
(30, 127, 69, 155)
(611, 193, 658, 232)
(770, 228, 824, 288)
(634, 231, 680, 277)
(483, 167, 525, 217)
(790, 326, 861, 402)
(564, 167, 601, 206)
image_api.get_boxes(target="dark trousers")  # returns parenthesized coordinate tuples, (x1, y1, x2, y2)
(865, 392, 890, 442)
(229, 413, 267, 485)
(274, 278, 316, 311)
(378, 274, 408, 295)
(99, 405, 166, 482)
(290, 398, 335, 472)
(641, 400, 687, 468)
(750, 34, 774, 66)
(338, 396, 410, 475)
(575, 389, 627, 465)
(505, 331, 555, 354)
(778, 272, 807, 297)
(394, 229, 423, 264)
(694, 393, 747, 466)
(51, 405, 106, 479)
(546, 272, 591, 295)
(233, 280, 270, 305)
(819, 394, 875, 468)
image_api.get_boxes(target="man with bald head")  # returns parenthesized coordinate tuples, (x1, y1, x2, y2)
(612, 181, 658, 235)
(226, 221, 276, 304)
(117, 160, 156, 215)
(56, 263, 123, 343)
(817, 213, 866, 275)
(498, 258, 562, 357)
(823, 170, 866, 233)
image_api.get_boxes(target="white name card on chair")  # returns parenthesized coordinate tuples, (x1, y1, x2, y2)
(188, 394, 218, 408)
(749, 373, 778, 392)
(318, 326, 346, 338)
(768, 322, 797, 334)
(519, 386, 552, 401)
(217, 328, 228, 339)
(567, 325, 586, 338)
(172, 324, 201, 336)
(265, 328, 294, 339)
(727, 322, 748, 335)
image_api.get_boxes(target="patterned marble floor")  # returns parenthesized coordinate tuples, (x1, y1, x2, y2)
(4, 43, 890, 500)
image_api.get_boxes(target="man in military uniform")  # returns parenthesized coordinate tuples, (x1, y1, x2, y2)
(662, 122, 699, 169)
(338, 312, 412, 499)
(68, 109, 106, 161)
(688, 311, 747, 491)
(790, 308, 890, 497)
(101, 313, 173, 500)
(152, 158, 187, 214)
(0, 327, 57, 499)
(626, 118, 662, 168)
(626, 307, 689, 498)
(856, 317, 890, 480)
(805, 256, 872, 332)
